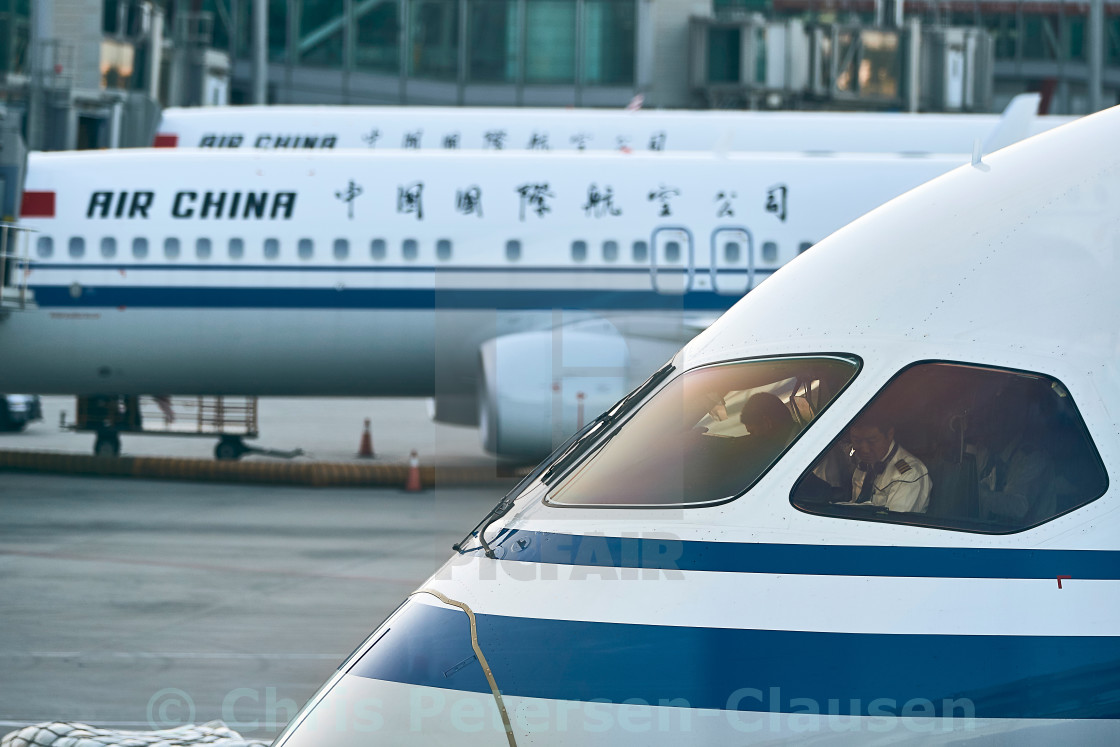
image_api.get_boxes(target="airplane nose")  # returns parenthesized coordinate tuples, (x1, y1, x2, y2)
(274, 593, 514, 746)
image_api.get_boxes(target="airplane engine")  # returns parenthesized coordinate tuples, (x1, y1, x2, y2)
(478, 329, 630, 459)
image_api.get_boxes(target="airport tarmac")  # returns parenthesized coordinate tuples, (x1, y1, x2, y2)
(0, 473, 508, 742)
(0, 396, 500, 467)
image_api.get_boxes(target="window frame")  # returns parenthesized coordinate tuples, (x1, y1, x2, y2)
(298, 237, 314, 260)
(789, 359, 1110, 535)
(228, 237, 245, 260)
(543, 352, 864, 510)
(333, 238, 350, 261)
(263, 237, 281, 260)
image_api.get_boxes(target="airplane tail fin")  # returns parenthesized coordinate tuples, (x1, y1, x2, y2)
(981, 93, 1042, 155)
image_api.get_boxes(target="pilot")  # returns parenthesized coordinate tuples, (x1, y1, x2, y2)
(974, 382, 1055, 525)
(847, 415, 931, 513)
(739, 393, 797, 454)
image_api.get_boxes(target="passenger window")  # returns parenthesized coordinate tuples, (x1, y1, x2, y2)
(370, 238, 387, 260)
(402, 239, 418, 261)
(724, 241, 741, 263)
(632, 240, 648, 262)
(69, 237, 85, 258)
(100, 237, 117, 259)
(506, 240, 521, 261)
(436, 239, 452, 261)
(298, 238, 313, 260)
(229, 237, 244, 260)
(264, 238, 280, 260)
(799, 241, 813, 254)
(571, 240, 587, 262)
(664, 240, 681, 263)
(791, 363, 1108, 533)
(196, 238, 212, 260)
(333, 239, 349, 260)
(132, 238, 149, 259)
(36, 236, 53, 258)
(164, 237, 180, 259)
(547, 356, 860, 507)
(602, 240, 619, 262)
(762, 241, 778, 263)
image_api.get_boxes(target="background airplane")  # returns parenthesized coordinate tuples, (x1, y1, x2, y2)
(7, 146, 969, 457)
(154, 95, 1072, 155)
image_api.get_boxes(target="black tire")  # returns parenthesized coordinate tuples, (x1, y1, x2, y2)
(94, 433, 121, 457)
(215, 437, 245, 461)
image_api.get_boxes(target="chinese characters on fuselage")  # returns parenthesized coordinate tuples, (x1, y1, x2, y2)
(766, 184, 789, 222)
(335, 180, 364, 220)
(397, 182, 424, 220)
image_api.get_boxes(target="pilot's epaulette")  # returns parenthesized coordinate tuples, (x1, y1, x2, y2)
(895, 459, 912, 474)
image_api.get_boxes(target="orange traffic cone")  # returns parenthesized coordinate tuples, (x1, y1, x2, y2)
(358, 418, 375, 458)
(404, 449, 423, 492)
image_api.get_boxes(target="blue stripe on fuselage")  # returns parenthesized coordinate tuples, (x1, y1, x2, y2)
(349, 599, 1120, 719)
(484, 530, 1120, 580)
(27, 285, 744, 311)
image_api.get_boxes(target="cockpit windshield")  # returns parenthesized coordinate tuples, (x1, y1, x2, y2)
(546, 355, 860, 507)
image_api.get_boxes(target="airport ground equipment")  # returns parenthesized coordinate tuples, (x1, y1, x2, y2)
(0, 222, 36, 312)
(63, 395, 301, 460)
(0, 394, 42, 431)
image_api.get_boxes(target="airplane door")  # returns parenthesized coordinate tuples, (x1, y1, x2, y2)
(710, 227, 753, 296)
(651, 227, 693, 295)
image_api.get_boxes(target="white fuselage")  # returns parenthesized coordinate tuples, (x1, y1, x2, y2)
(155, 104, 1076, 154)
(7, 148, 965, 399)
(268, 106, 1120, 745)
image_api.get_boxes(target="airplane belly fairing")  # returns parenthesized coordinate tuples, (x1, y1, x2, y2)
(0, 309, 444, 396)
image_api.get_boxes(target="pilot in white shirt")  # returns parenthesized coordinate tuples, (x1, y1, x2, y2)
(848, 418, 931, 513)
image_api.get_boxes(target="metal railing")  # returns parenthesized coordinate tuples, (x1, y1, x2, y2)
(0, 223, 36, 311)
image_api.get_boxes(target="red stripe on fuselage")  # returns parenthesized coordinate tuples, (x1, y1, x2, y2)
(20, 190, 55, 218)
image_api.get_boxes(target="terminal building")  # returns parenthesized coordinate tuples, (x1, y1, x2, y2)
(0, 0, 1115, 150)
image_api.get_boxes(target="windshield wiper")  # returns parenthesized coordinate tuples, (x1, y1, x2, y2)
(453, 360, 675, 558)
(452, 420, 595, 557)
(540, 360, 675, 485)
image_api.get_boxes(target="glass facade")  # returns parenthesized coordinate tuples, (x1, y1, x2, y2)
(299, 0, 344, 66)
(410, 0, 459, 79)
(225, 0, 637, 90)
(356, 0, 400, 73)
(526, 0, 576, 83)
(0, 0, 29, 77)
(583, 0, 635, 85)
(468, 0, 518, 82)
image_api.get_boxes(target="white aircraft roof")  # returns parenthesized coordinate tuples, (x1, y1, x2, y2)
(684, 105, 1120, 380)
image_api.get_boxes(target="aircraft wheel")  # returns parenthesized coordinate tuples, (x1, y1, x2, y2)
(215, 437, 245, 461)
(94, 433, 121, 457)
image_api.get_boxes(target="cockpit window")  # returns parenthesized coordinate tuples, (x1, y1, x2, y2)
(790, 362, 1108, 533)
(547, 356, 860, 507)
